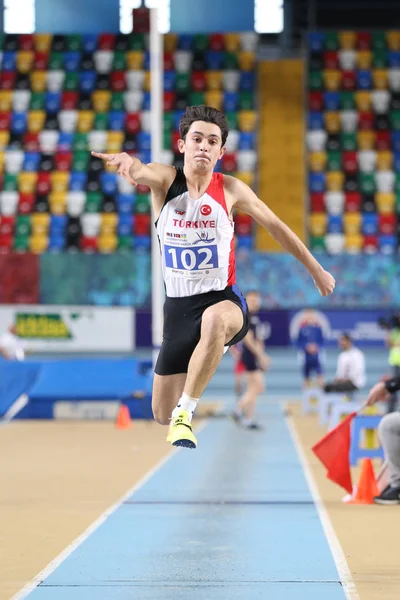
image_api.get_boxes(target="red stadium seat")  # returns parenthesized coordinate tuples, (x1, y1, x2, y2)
(33, 51, 49, 70)
(235, 213, 252, 235)
(126, 113, 141, 134)
(134, 213, 151, 235)
(20, 34, 34, 51)
(191, 71, 206, 92)
(136, 184, 151, 195)
(343, 151, 358, 173)
(357, 32, 372, 50)
(18, 193, 35, 214)
(376, 131, 391, 151)
(80, 236, 98, 252)
(379, 213, 396, 234)
(171, 130, 181, 153)
(0, 112, 11, 131)
(163, 52, 174, 71)
(308, 91, 324, 111)
(345, 191, 361, 212)
(54, 151, 73, 171)
(221, 152, 237, 173)
(363, 234, 378, 252)
(358, 111, 374, 130)
(0, 216, 15, 235)
(323, 51, 339, 69)
(163, 91, 176, 111)
(342, 70, 356, 90)
(210, 34, 224, 51)
(36, 172, 51, 195)
(98, 34, 115, 50)
(23, 132, 40, 151)
(310, 192, 325, 212)
(0, 72, 16, 91)
(110, 71, 126, 91)
(0, 234, 13, 253)
(61, 91, 79, 110)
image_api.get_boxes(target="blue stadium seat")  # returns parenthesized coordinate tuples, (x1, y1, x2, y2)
(308, 32, 325, 52)
(236, 236, 253, 249)
(117, 193, 135, 214)
(137, 131, 151, 151)
(108, 110, 126, 131)
(23, 152, 40, 171)
(393, 152, 400, 172)
(388, 51, 400, 68)
(324, 91, 340, 110)
(58, 132, 74, 151)
(133, 236, 151, 251)
(137, 150, 152, 164)
(164, 71, 176, 91)
(50, 215, 67, 233)
(379, 235, 397, 254)
(327, 214, 343, 233)
(178, 35, 193, 50)
(48, 234, 66, 251)
(223, 91, 239, 112)
(11, 112, 27, 134)
(308, 111, 324, 130)
(100, 172, 118, 195)
(238, 132, 256, 150)
(144, 51, 151, 71)
(205, 51, 222, 70)
(82, 34, 98, 53)
(143, 92, 151, 110)
(45, 92, 61, 114)
(117, 214, 133, 236)
(69, 172, 88, 191)
(240, 71, 256, 91)
(2, 51, 16, 71)
(309, 172, 326, 193)
(79, 71, 97, 93)
(392, 132, 400, 152)
(64, 51, 82, 72)
(173, 110, 185, 131)
(362, 212, 378, 235)
(356, 70, 373, 90)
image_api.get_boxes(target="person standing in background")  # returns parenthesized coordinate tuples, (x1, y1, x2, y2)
(296, 309, 325, 389)
(386, 317, 400, 412)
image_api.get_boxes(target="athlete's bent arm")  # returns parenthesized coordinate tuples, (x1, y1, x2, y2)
(225, 176, 335, 297)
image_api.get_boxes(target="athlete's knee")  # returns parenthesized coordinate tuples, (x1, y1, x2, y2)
(152, 401, 170, 426)
(201, 309, 229, 339)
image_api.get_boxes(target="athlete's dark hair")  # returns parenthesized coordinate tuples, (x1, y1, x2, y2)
(340, 332, 352, 343)
(179, 105, 229, 146)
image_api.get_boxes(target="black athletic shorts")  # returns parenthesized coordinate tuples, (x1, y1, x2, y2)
(155, 285, 249, 376)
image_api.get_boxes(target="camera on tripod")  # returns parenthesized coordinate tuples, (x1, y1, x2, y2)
(378, 313, 400, 330)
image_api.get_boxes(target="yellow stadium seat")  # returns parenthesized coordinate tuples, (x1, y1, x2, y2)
(204, 90, 223, 111)
(30, 71, 47, 93)
(309, 213, 327, 236)
(376, 192, 395, 214)
(143, 71, 151, 92)
(345, 233, 363, 253)
(49, 192, 67, 215)
(358, 130, 375, 150)
(323, 69, 341, 91)
(326, 171, 344, 191)
(77, 110, 95, 133)
(355, 91, 371, 111)
(0, 152, 4, 172)
(92, 91, 111, 113)
(339, 31, 356, 49)
(18, 172, 37, 194)
(0, 91, 12, 111)
(309, 151, 327, 172)
(235, 172, 255, 188)
(0, 132, 10, 150)
(224, 33, 240, 52)
(34, 34, 52, 52)
(387, 31, 400, 51)
(373, 69, 388, 89)
(238, 51, 256, 71)
(238, 110, 257, 132)
(344, 213, 361, 235)
(206, 71, 223, 91)
(107, 132, 124, 153)
(377, 150, 393, 170)
(356, 50, 372, 69)
(28, 110, 46, 133)
(50, 171, 70, 193)
(98, 234, 118, 253)
(29, 234, 48, 254)
(164, 33, 178, 52)
(127, 51, 145, 70)
(31, 213, 50, 234)
(17, 51, 34, 73)
(325, 111, 340, 134)
(101, 213, 118, 234)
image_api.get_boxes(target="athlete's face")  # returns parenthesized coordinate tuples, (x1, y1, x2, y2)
(178, 121, 226, 172)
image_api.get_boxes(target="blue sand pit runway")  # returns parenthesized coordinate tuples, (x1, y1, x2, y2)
(15, 402, 355, 600)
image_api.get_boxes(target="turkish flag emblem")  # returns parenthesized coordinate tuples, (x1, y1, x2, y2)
(200, 204, 212, 216)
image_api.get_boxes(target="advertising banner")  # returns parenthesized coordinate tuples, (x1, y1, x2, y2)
(289, 309, 393, 347)
(0, 306, 134, 352)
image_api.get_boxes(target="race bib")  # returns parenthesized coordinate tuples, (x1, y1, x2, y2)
(164, 244, 219, 272)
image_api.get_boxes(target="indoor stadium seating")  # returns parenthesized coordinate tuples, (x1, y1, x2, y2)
(307, 30, 400, 254)
(0, 32, 258, 254)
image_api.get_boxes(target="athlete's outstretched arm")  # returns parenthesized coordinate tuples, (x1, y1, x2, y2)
(225, 176, 335, 297)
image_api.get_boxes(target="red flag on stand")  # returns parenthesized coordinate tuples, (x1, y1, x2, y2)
(312, 412, 357, 494)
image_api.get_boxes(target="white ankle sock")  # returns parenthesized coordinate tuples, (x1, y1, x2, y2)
(172, 393, 199, 422)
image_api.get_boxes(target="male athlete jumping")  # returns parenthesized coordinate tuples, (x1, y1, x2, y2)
(93, 105, 335, 449)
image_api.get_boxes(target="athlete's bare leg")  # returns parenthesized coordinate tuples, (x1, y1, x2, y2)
(237, 370, 264, 420)
(152, 373, 186, 425)
(184, 300, 243, 398)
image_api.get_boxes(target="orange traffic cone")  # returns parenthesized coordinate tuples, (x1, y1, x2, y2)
(115, 405, 132, 429)
(346, 458, 379, 504)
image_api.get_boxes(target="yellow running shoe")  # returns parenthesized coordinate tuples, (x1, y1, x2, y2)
(167, 410, 197, 449)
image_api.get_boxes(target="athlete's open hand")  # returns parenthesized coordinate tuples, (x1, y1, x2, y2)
(313, 269, 336, 297)
(91, 151, 137, 186)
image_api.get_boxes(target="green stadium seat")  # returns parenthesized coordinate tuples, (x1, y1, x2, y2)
(222, 51, 238, 70)
(72, 132, 88, 151)
(391, 110, 400, 130)
(360, 172, 376, 194)
(72, 150, 89, 171)
(93, 113, 108, 131)
(118, 235, 132, 251)
(372, 48, 387, 68)
(194, 34, 209, 52)
(310, 235, 326, 251)
(64, 72, 79, 91)
(189, 91, 205, 105)
(327, 150, 342, 171)
(85, 191, 102, 213)
(163, 112, 173, 132)
(3, 173, 18, 191)
(49, 52, 64, 70)
(176, 72, 190, 93)
(134, 194, 151, 214)
(340, 91, 355, 109)
(129, 33, 146, 50)
(226, 111, 238, 130)
(325, 32, 339, 50)
(13, 233, 29, 251)
(29, 92, 45, 110)
(239, 91, 254, 110)
(110, 92, 124, 111)
(113, 51, 127, 70)
(309, 70, 323, 90)
(67, 34, 82, 51)
(15, 215, 31, 236)
(372, 32, 386, 51)
(340, 131, 357, 151)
